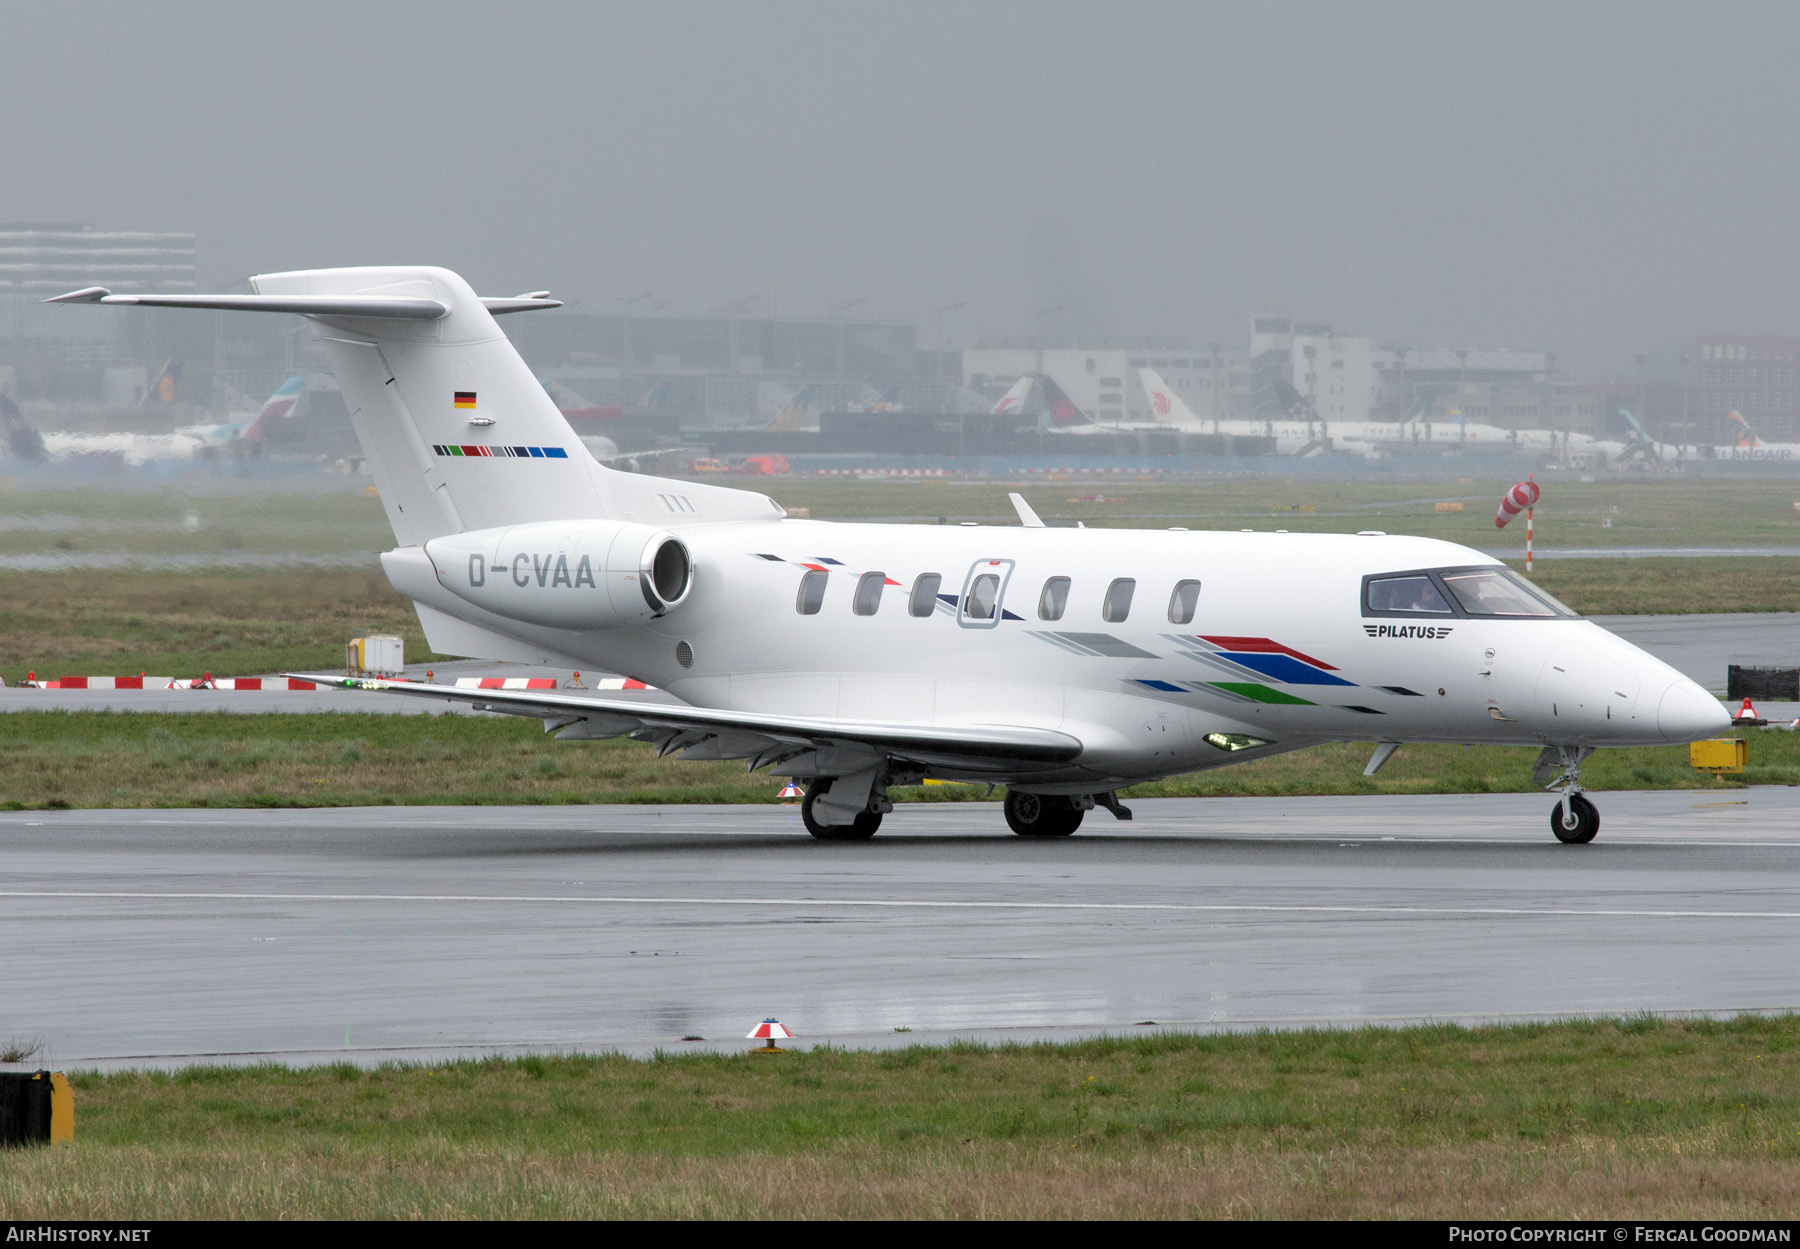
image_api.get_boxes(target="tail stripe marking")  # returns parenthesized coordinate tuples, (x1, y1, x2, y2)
(432, 444, 569, 460)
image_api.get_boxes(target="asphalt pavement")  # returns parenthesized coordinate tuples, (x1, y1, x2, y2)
(5, 790, 1800, 1070)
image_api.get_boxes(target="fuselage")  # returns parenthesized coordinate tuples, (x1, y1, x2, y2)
(395, 521, 1728, 790)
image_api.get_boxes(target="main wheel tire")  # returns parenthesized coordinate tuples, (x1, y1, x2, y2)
(801, 778, 882, 840)
(1550, 793, 1600, 844)
(1004, 790, 1084, 837)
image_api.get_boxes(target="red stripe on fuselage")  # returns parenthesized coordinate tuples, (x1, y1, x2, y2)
(1198, 635, 1338, 671)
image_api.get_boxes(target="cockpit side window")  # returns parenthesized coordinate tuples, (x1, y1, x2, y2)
(1365, 574, 1452, 615)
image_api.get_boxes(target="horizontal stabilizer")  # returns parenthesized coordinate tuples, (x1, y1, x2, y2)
(46, 288, 564, 318)
(44, 288, 448, 319)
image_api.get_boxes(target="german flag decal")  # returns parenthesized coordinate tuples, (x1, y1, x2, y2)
(453, 391, 477, 409)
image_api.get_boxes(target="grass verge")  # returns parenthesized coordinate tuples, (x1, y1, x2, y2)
(3, 1018, 1798, 1218)
(0, 569, 443, 687)
(0, 711, 1792, 809)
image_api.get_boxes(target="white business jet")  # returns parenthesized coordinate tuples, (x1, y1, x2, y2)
(51, 268, 1729, 844)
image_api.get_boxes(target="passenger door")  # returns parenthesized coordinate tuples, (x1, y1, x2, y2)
(957, 558, 1015, 630)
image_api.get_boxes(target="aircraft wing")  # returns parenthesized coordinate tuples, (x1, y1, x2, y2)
(282, 674, 1084, 769)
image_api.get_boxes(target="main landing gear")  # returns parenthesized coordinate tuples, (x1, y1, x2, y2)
(1004, 790, 1084, 837)
(799, 776, 1134, 840)
(1536, 745, 1600, 844)
(800, 777, 882, 841)
(1003, 789, 1133, 837)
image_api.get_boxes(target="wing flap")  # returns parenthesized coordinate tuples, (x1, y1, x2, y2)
(283, 674, 1084, 764)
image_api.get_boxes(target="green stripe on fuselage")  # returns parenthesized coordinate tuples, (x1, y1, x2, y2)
(1210, 682, 1316, 705)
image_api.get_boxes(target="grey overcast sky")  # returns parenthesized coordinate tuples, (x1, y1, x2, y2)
(6, 1, 1798, 377)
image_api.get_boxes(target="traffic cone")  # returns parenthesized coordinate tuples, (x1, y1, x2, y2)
(778, 781, 802, 802)
(1734, 697, 1766, 726)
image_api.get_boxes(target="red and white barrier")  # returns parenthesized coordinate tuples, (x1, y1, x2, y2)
(26, 676, 319, 690)
(451, 676, 652, 691)
(20, 672, 653, 693)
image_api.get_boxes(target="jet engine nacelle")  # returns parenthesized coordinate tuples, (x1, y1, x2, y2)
(424, 519, 691, 631)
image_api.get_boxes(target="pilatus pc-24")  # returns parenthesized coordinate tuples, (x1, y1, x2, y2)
(52, 267, 1730, 842)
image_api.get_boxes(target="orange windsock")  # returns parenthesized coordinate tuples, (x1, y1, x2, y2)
(1494, 480, 1540, 529)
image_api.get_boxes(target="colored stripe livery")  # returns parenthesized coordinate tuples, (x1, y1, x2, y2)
(433, 444, 569, 459)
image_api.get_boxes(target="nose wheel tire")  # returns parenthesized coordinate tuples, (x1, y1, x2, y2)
(1004, 790, 1085, 837)
(1550, 794, 1600, 844)
(801, 778, 882, 840)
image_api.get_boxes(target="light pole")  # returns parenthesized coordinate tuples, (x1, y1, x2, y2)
(1635, 352, 1648, 444)
(621, 291, 653, 406)
(1032, 303, 1062, 411)
(1207, 342, 1223, 426)
(1456, 349, 1469, 444)
(1544, 350, 1558, 454)
(933, 300, 965, 411)
(831, 298, 865, 382)
(721, 294, 761, 373)
(1678, 354, 1691, 440)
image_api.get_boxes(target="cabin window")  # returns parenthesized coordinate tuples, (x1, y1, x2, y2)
(1440, 568, 1568, 617)
(1102, 578, 1136, 623)
(796, 570, 827, 615)
(909, 573, 941, 617)
(966, 573, 1001, 621)
(1038, 576, 1071, 621)
(1168, 579, 1201, 624)
(853, 571, 887, 616)
(1365, 574, 1452, 615)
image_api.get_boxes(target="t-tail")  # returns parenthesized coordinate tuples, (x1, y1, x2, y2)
(47, 266, 782, 548)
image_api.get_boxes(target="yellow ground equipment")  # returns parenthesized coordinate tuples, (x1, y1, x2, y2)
(1689, 739, 1747, 774)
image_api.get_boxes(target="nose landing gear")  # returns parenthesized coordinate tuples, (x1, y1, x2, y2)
(1551, 793, 1600, 844)
(1536, 745, 1599, 844)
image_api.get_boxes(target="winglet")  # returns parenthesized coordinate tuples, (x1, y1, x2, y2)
(1008, 493, 1045, 527)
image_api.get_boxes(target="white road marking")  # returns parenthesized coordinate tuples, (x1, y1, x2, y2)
(3, 889, 1800, 921)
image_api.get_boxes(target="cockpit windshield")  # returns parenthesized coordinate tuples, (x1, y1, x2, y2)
(1439, 568, 1575, 617)
(1364, 566, 1579, 619)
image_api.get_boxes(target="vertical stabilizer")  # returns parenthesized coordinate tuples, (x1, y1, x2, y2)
(1728, 410, 1761, 447)
(252, 267, 604, 545)
(989, 376, 1033, 415)
(1138, 367, 1200, 426)
(1036, 374, 1090, 426)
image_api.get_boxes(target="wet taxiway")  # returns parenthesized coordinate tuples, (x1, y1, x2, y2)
(5, 790, 1799, 1069)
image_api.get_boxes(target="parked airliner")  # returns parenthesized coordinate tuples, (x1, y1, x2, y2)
(51, 268, 1730, 843)
(1139, 368, 1609, 463)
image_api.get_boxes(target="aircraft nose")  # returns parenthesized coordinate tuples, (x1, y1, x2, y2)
(1657, 679, 1731, 742)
